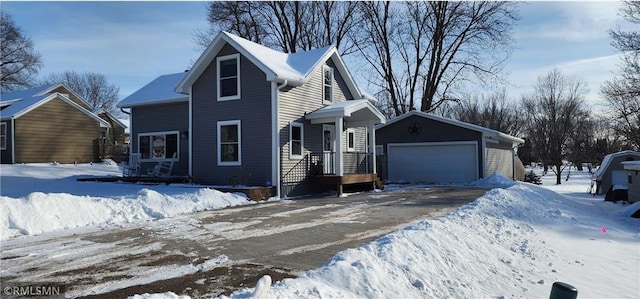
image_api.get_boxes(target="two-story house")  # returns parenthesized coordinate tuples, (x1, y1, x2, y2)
(117, 31, 386, 198)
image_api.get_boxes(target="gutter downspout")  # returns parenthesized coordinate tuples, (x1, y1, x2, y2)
(11, 117, 15, 164)
(274, 80, 288, 199)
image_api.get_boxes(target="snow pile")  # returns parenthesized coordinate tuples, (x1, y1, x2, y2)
(223, 181, 639, 298)
(471, 171, 516, 189)
(0, 163, 253, 240)
(0, 188, 249, 239)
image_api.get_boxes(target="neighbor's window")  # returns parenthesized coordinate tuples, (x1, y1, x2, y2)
(138, 131, 178, 160)
(290, 122, 303, 158)
(0, 122, 6, 150)
(218, 120, 241, 165)
(323, 65, 333, 103)
(347, 129, 355, 152)
(217, 54, 241, 101)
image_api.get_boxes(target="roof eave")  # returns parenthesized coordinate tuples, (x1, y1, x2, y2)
(116, 97, 189, 108)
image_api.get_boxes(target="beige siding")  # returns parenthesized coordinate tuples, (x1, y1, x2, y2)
(50, 86, 93, 110)
(14, 97, 102, 163)
(486, 145, 514, 179)
(278, 57, 355, 177)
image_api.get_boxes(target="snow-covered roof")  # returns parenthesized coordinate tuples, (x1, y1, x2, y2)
(306, 100, 386, 124)
(622, 160, 640, 171)
(175, 31, 363, 98)
(594, 150, 640, 179)
(0, 85, 109, 127)
(376, 110, 525, 144)
(93, 107, 128, 129)
(117, 72, 188, 108)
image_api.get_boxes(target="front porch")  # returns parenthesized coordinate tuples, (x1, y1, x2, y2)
(283, 100, 386, 196)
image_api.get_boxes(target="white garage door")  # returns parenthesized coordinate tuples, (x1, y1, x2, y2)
(387, 142, 479, 183)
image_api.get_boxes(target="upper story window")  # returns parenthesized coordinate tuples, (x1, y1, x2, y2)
(323, 65, 333, 103)
(138, 131, 179, 161)
(217, 54, 241, 101)
(218, 120, 242, 166)
(0, 122, 6, 150)
(290, 122, 304, 159)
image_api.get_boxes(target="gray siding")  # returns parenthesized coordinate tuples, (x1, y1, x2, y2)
(1, 121, 13, 163)
(131, 101, 189, 176)
(628, 171, 640, 203)
(278, 57, 358, 195)
(376, 115, 485, 179)
(191, 43, 272, 186)
(486, 141, 514, 179)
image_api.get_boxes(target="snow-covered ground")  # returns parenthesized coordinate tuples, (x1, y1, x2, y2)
(0, 161, 252, 240)
(1, 163, 639, 298)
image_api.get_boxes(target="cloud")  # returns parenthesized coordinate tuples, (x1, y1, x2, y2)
(516, 2, 624, 42)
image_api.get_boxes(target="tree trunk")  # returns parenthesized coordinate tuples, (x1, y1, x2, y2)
(555, 163, 562, 185)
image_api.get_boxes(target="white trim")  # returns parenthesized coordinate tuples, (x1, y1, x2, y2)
(322, 65, 334, 104)
(482, 138, 487, 178)
(289, 122, 304, 159)
(36, 83, 92, 110)
(217, 53, 241, 101)
(217, 120, 242, 166)
(11, 118, 15, 163)
(137, 131, 180, 162)
(9, 93, 110, 128)
(0, 122, 6, 150)
(346, 128, 355, 152)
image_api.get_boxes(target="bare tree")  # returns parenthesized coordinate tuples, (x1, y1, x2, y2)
(0, 11, 42, 92)
(357, 1, 518, 116)
(522, 69, 590, 185)
(452, 89, 524, 137)
(601, 1, 640, 149)
(196, 1, 361, 55)
(40, 71, 119, 111)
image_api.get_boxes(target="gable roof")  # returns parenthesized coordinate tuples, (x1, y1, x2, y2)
(1, 84, 108, 127)
(1, 91, 110, 127)
(594, 150, 640, 180)
(306, 99, 386, 124)
(117, 72, 188, 108)
(175, 31, 363, 99)
(377, 110, 524, 144)
(93, 107, 128, 129)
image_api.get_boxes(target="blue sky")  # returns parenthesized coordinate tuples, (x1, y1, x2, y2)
(2, 1, 631, 110)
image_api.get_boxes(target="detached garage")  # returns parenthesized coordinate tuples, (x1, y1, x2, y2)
(376, 111, 524, 184)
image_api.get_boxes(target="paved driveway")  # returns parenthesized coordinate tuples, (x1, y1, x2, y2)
(0, 187, 486, 298)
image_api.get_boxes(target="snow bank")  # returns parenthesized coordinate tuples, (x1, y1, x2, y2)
(471, 171, 516, 189)
(224, 182, 639, 299)
(0, 188, 250, 240)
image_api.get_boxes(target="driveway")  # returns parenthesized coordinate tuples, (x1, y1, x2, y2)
(0, 187, 487, 298)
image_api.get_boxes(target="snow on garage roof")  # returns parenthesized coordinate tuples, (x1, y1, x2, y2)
(117, 72, 188, 108)
(594, 150, 640, 180)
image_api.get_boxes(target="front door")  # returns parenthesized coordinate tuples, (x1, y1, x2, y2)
(323, 124, 335, 174)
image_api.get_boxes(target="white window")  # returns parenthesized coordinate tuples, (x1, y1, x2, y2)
(138, 131, 179, 161)
(323, 65, 333, 103)
(218, 120, 241, 166)
(217, 54, 241, 101)
(290, 122, 304, 159)
(346, 128, 355, 152)
(0, 122, 6, 150)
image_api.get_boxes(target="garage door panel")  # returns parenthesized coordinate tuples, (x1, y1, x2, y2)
(388, 142, 478, 183)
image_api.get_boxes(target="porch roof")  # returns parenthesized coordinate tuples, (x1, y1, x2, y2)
(305, 100, 386, 125)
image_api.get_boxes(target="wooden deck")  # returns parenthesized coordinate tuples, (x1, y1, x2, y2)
(309, 173, 380, 196)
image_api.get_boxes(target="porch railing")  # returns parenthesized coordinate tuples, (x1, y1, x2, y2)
(281, 152, 376, 196)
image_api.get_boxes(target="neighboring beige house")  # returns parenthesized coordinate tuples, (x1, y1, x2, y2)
(622, 161, 640, 203)
(0, 84, 110, 164)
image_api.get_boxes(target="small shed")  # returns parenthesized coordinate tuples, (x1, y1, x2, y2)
(375, 111, 524, 184)
(622, 161, 640, 203)
(593, 150, 640, 195)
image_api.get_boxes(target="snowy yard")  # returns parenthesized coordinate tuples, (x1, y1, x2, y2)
(1, 162, 639, 298)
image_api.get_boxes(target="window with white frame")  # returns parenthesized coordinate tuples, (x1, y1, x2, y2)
(346, 128, 355, 152)
(138, 131, 179, 160)
(0, 122, 6, 150)
(323, 65, 333, 103)
(217, 54, 241, 101)
(218, 120, 241, 165)
(290, 122, 303, 158)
